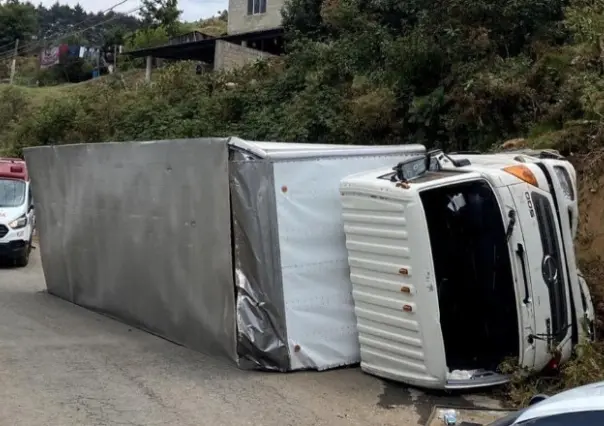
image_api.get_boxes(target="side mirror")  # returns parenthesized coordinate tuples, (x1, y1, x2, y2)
(28, 204, 34, 213)
(393, 155, 429, 182)
(528, 394, 549, 406)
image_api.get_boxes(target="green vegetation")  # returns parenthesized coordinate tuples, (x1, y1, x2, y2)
(0, 0, 227, 84)
(2, 0, 604, 406)
(0, 1, 141, 58)
(499, 340, 604, 407)
(0, 0, 140, 84)
(4, 0, 604, 153)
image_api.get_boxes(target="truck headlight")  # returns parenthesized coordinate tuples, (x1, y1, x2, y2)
(9, 214, 27, 230)
(554, 166, 575, 201)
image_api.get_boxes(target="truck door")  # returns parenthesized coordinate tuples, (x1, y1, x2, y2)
(26, 187, 35, 236)
(496, 187, 537, 369)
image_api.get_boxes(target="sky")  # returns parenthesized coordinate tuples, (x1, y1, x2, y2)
(38, 0, 229, 22)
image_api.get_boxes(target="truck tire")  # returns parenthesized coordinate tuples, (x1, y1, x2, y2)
(15, 241, 31, 268)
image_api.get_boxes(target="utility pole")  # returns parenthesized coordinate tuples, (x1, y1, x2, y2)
(95, 48, 100, 78)
(113, 44, 117, 72)
(9, 38, 19, 85)
(145, 56, 152, 83)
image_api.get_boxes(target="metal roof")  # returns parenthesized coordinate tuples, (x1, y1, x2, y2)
(123, 28, 284, 61)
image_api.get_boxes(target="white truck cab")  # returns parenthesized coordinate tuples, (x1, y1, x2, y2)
(340, 149, 594, 390)
(0, 158, 35, 267)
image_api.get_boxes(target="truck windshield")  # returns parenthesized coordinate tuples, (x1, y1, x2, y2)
(421, 180, 519, 371)
(0, 179, 26, 207)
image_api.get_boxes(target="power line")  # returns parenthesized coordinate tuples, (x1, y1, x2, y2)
(0, 3, 142, 64)
(0, 0, 137, 58)
(0, 0, 133, 55)
(0, 9, 140, 62)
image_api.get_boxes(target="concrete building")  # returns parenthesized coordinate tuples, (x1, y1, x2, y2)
(125, 1, 285, 77)
(219, 0, 285, 69)
(227, 0, 285, 35)
(214, 39, 277, 70)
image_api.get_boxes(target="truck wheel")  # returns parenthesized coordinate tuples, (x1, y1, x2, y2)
(15, 242, 30, 268)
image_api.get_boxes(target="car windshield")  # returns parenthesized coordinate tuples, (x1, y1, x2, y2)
(519, 411, 604, 425)
(0, 179, 26, 207)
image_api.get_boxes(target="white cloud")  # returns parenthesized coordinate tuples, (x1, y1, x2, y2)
(179, 0, 228, 21)
(38, 0, 228, 22)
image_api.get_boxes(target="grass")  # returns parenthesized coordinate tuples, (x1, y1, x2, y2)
(501, 341, 604, 407)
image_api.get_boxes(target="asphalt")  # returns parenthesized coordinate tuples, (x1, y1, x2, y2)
(0, 249, 503, 426)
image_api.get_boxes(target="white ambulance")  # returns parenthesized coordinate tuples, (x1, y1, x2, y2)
(340, 149, 595, 389)
(0, 158, 35, 267)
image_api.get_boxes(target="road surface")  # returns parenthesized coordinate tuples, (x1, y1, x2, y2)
(0, 249, 502, 426)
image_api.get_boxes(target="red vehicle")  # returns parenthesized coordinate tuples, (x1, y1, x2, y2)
(0, 158, 35, 266)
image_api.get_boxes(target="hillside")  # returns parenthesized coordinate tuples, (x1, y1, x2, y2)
(0, 1, 227, 85)
(0, 1, 141, 58)
(4, 0, 604, 152)
(2, 0, 604, 404)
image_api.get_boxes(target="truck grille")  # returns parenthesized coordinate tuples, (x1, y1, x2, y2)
(0, 225, 7, 238)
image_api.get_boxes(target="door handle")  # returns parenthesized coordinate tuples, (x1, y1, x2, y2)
(516, 243, 531, 304)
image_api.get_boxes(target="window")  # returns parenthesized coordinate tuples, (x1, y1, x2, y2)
(553, 165, 575, 200)
(247, 0, 267, 15)
(519, 410, 604, 425)
(0, 179, 26, 207)
(531, 192, 568, 342)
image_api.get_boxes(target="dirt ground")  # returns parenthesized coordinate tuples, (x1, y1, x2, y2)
(0, 249, 504, 426)
(571, 151, 604, 326)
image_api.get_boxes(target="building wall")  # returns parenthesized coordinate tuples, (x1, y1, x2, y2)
(214, 40, 275, 71)
(227, 0, 285, 35)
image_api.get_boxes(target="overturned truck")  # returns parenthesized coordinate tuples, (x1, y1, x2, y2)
(340, 149, 596, 389)
(24, 137, 424, 371)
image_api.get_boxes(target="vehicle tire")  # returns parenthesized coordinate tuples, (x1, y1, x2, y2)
(15, 242, 31, 268)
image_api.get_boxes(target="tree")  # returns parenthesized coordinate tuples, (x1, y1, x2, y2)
(0, 0, 37, 51)
(140, 0, 181, 36)
(125, 26, 170, 50)
(35, 2, 140, 45)
(281, 0, 325, 39)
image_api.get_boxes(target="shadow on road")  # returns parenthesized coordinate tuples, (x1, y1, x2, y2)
(0, 244, 37, 269)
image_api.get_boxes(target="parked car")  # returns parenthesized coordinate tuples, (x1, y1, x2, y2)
(488, 381, 604, 425)
(0, 158, 35, 267)
(340, 149, 595, 389)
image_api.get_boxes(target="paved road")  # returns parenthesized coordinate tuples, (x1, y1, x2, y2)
(0, 249, 502, 426)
